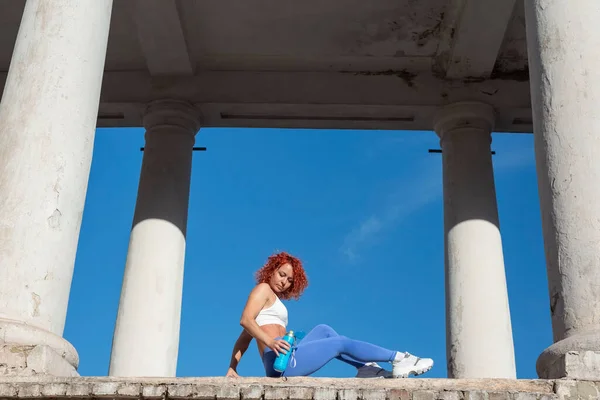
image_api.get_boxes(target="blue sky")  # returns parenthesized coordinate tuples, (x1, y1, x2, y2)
(64, 126, 552, 379)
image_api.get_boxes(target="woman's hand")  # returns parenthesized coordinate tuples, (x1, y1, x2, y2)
(226, 367, 240, 378)
(269, 338, 291, 356)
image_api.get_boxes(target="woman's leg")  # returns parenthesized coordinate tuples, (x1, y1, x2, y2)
(300, 324, 339, 343)
(284, 335, 397, 377)
(299, 325, 367, 369)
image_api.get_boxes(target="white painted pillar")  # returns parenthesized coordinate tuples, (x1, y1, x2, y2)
(525, 0, 600, 380)
(434, 102, 516, 379)
(0, 0, 112, 376)
(109, 100, 201, 377)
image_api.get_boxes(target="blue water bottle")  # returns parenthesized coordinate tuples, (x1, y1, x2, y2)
(273, 330, 295, 373)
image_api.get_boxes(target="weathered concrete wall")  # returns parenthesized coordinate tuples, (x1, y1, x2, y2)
(0, 377, 598, 400)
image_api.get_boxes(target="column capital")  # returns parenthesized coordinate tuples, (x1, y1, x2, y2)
(433, 102, 496, 139)
(142, 99, 202, 135)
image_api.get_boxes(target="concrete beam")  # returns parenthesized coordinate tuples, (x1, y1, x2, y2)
(99, 70, 532, 131)
(95, 102, 532, 134)
(129, 0, 193, 76)
(0, 70, 533, 131)
(436, 0, 517, 78)
(95, 70, 531, 107)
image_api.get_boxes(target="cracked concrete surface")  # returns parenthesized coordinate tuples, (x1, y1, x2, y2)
(0, 376, 597, 399)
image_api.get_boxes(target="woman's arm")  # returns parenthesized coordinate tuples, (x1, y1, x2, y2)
(239, 283, 291, 356)
(226, 329, 253, 377)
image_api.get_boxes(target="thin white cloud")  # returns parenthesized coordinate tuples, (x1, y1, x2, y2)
(341, 139, 536, 262)
(341, 160, 442, 262)
(341, 216, 384, 262)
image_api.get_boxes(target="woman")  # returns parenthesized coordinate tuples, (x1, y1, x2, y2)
(226, 252, 433, 378)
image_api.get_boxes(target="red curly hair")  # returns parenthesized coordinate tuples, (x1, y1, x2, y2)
(255, 251, 309, 300)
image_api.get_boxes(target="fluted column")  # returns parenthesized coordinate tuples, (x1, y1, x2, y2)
(525, 0, 600, 380)
(109, 100, 201, 377)
(434, 102, 516, 378)
(0, 0, 113, 376)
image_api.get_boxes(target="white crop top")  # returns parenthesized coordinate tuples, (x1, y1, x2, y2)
(255, 297, 288, 328)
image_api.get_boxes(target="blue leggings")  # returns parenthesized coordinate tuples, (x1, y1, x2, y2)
(262, 324, 397, 377)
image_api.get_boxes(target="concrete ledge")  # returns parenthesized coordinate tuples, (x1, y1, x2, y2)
(0, 376, 595, 399)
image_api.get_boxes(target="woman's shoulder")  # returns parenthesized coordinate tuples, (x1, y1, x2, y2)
(248, 283, 276, 308)
(252, 282, 274, 296)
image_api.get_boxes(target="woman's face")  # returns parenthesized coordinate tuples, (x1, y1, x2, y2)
(269, 263, 294, 295)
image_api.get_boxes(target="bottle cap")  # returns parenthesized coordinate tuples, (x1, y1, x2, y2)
(288, 330, 295, 337)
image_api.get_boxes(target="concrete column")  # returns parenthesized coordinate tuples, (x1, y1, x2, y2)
(0, 0, 112, 376)
(109, 100, 201, 377)
(434, 102, 516, 379)
(524, 0, 600, 380)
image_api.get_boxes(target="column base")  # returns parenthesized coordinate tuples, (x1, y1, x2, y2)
(537, 331, 600, 380)
(0, 319, 78, 377)
(0, 344, 79, 377)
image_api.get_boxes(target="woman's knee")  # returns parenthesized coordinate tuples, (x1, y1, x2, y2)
(337, 336, 352, 352)
(314, 324, 338, 336)
(334, 336, 349, 354)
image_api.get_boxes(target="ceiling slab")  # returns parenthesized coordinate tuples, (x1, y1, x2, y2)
(436, 0, 518, 78)
(0, 0, 532, 132)
(129, 0, 193, 76)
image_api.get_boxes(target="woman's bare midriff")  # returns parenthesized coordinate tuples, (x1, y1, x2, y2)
(257, 324, 286, 355)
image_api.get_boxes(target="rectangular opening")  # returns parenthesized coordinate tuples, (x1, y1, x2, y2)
(220, 113, 414, 122)
(97, 113, 125, 120)
(512, 117, 532, 125)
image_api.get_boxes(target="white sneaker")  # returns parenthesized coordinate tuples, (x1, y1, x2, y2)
(355, 362, 393, 379)
(391, 352, 433, 378)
